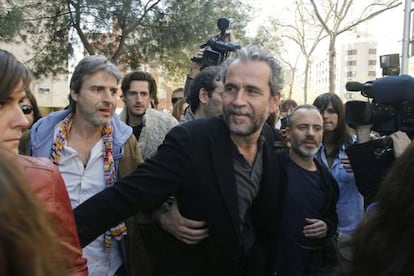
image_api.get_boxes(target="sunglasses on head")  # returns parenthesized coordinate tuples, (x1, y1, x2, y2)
(21, 105, 33, 115)
(172, 97, 182, 104)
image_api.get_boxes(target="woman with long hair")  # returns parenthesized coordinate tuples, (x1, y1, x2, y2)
(0, 148, 67, 275)
(313, 93, 364, 263)
(0, 49, 87, 275)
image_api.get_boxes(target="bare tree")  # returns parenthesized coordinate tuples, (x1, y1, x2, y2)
(245, 21, 301, 100)
(310, 0, 401, 93)
(275, 0, 329, 103)
(278, 49, 300, 100)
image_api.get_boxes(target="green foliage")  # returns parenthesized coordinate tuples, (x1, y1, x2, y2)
(0, 5, 24, 41)
(1, 0, 249, 82)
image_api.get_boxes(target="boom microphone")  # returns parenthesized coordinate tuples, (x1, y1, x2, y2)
(345, 81, 364, 91)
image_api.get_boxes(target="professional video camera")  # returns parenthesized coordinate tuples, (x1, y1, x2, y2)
(192, 17, 241, 68)
(345, 74, 414, 138)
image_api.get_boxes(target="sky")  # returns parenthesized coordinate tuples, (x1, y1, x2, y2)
(242, 0, 405, 56)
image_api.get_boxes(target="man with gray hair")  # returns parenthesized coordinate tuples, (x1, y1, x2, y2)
(73, 45, 286, 275)
(20, 55, 143, 275)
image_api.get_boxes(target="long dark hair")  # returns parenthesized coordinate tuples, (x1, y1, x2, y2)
(343, 142, 414, 276)
(313, 93, 352, 155)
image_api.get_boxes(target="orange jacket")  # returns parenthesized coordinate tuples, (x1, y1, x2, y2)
(19, 155, 88, 275)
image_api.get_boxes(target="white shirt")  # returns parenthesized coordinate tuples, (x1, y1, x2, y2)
(54, 124, 122, 276)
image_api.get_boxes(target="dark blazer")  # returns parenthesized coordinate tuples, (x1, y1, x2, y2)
(74, 116, 286, 276)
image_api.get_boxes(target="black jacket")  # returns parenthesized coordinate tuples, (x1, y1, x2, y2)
(74, 116, 286, 276)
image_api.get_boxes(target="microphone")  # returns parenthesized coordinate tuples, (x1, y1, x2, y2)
(217, 18, 230, 32)
(345, 81, 364, 91)
(346, 81, 374, 98)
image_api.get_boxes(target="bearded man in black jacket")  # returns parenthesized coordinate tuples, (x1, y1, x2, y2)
(74, 45, 286, 276)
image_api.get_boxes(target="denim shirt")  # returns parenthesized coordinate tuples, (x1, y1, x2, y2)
(318, 143, 364, 234)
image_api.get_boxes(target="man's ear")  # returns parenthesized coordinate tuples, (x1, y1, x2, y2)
(269, 93, 281, 113)
(199, 88, 209, 104)
(70, 89, 78, 103)
(285, 127, 291, 139)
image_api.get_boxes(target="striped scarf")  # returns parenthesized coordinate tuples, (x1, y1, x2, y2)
(51, 112, 127, 259)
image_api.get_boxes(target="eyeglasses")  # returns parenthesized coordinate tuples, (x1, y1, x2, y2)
(172, 97, 183, 104)
(21, 105, 33, 115)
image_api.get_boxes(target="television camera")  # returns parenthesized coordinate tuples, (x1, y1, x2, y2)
(192, 17, 241, 68)
(345, 74, 414, 138)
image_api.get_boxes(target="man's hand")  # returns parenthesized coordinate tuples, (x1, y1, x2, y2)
(303, 218, 327, 239)
(356, 124, 374, 143)
(156, 200, 209, 245)
(189, 48, 205, 78)
(340, 157, 353, 173)
(390, 131, 411, 158)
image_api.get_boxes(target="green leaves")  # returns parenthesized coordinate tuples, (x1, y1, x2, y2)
(1, 0, 249, 82)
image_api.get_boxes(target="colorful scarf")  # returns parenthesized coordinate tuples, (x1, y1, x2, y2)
(51, 112, 127, 258)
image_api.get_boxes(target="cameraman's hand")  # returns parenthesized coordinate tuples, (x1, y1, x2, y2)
(356, 124, 373, 143)
(390, 131, 411, 158)
(157, 199, 209, 245)
(189, 48, 205, 78)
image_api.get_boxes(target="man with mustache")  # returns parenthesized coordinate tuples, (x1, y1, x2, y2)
(20, 55, 143, 276)
(73, 45, 286, 275)
(275, 104, 339, 276)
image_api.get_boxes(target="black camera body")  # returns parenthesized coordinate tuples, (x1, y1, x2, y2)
(193, 18, 241, 68)
(345, 74, 414, 136)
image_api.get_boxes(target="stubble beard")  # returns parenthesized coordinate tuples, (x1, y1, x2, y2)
(224, 107, 266, 137)
(290, 137, 320, 159)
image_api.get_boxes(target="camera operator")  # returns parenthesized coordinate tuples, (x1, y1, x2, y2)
(183, 18, 240, 97)
(345, 125, 411, 210)
(344, 74, 414, 210)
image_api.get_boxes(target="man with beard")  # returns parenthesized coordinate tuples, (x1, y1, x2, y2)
(20, 55, 143, 275)
(275, 104, 339, 276)
(181, 65, 224, 123)
(73, 45, 286, 276)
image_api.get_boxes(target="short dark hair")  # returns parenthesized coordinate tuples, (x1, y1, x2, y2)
(280, 99, 298, 113)
(286, 104, 320, 127)
(121, 71, 157, 100)
(187, 66, 220, 113)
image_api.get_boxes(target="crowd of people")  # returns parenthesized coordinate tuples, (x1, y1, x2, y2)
(1, 42, 413, 276)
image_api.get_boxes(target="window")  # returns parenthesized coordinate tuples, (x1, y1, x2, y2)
(368, 71, 376, 77)
(369, 48, 377, 55)
(347, 71, 356, 78)
(347, 49, 357, 55)
(347, 60, 357, 66)
(368, 60, 377, 66)
(345, 93, 354, 100)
